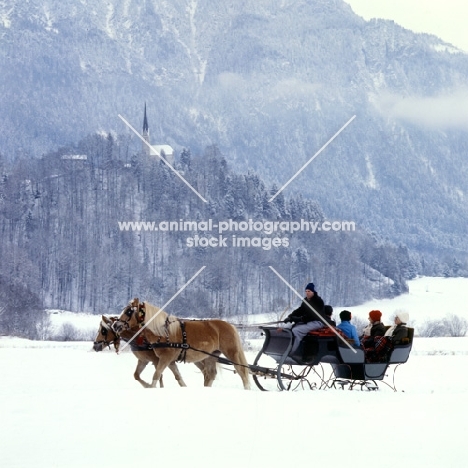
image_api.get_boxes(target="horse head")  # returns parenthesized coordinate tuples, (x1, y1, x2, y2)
(93, 315, 120, 352)
(112, 298, 146, 334)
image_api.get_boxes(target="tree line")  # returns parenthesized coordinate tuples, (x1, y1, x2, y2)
(0, 133, 452, 337)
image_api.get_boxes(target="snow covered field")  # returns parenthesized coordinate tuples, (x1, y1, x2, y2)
(344, 276, 468, 326)
(1, 277, 467, 468)
(1, 337, 467, 468)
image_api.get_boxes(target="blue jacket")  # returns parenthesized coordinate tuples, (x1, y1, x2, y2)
(337, 321, 361, 347)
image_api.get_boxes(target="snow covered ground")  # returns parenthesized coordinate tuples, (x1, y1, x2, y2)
(343, 276, 468, 326)
(1, 337, 467, 468)
(46, 310, 101, 340)
(1, 277, 467, 468)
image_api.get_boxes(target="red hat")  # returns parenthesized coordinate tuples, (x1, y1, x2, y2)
(369, 310, 382, 322)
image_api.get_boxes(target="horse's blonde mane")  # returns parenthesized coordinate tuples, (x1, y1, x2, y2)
(143, 302, 179, 336)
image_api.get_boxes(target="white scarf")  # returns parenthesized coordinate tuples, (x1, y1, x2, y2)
(363, 320, 382, 336)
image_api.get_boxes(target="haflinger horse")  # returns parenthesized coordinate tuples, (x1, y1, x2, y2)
(93, 315, 216, 388)
(113, 298, 251, 390)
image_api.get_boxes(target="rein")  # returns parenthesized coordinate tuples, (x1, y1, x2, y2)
(229, 320, 284, 330)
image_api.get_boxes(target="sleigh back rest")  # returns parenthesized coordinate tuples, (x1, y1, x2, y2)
(388, 327, 414, 364)
(259, 327, 294, 361)
(336, 339, 365, 364)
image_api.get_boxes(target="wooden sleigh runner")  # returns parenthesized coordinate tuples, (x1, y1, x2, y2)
(251, 326, 414, 391)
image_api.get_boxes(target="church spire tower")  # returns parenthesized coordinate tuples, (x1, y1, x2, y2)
(142, 103, 150, 155)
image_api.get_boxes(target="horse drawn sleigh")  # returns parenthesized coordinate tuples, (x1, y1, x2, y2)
(251, 325, 413, 391)
(93, 298, 413, 392)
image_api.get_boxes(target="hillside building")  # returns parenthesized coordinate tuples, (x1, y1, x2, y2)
(142, 103, 175, 166)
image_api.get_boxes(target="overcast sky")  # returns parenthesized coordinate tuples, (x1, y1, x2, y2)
(344, 0, 468, 52)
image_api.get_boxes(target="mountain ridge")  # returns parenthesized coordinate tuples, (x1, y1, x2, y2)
(1, 0, 468, 259)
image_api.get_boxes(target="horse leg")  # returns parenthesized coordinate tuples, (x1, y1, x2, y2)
(149, 351, 173, 388)
(222, 347, 251, 390)
(134, 360, 152, 388)
(232, 357, 251, 390)
(197, 355, 219, 387)
(167, 362, 187, 387)
(149, 357, 186, 387)
(194, 361, 209, 386)
(149, 364, 165, 388)
(237, 360, 251, 390)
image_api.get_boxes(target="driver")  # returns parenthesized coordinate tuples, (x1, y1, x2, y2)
(283, 282, 325, 357)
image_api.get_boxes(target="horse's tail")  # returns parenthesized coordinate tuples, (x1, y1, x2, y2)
(223, 322, 251, 390)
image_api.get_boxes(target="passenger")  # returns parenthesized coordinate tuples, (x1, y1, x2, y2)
(337, 310, 360, 347)
(283, 282, 325, 356)
(361, 310, 386, 346)
(324, 305, 336, 327)
(384, 312, 409, 343)
(365, 311, 410, 362)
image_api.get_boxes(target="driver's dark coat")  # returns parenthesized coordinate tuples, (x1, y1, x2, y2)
(288, 294, 325, 324)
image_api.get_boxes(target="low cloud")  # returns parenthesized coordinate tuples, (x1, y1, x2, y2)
(375, 89, 468, 130)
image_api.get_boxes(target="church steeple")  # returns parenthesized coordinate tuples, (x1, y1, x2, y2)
(142, 103, 150, 155)
(143, 103, 149, 133)
(140, 103, 175, 166)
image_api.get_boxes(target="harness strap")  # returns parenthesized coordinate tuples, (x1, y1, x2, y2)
(229, 320, 284, 329)
(145, 320, 251, 370)
(178, 320, 188, 363)
(148, 342, 190, 350)
(147, 319, 189, 363)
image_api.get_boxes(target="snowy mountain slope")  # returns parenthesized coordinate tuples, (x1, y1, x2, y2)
(2, 0, 468, 256)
